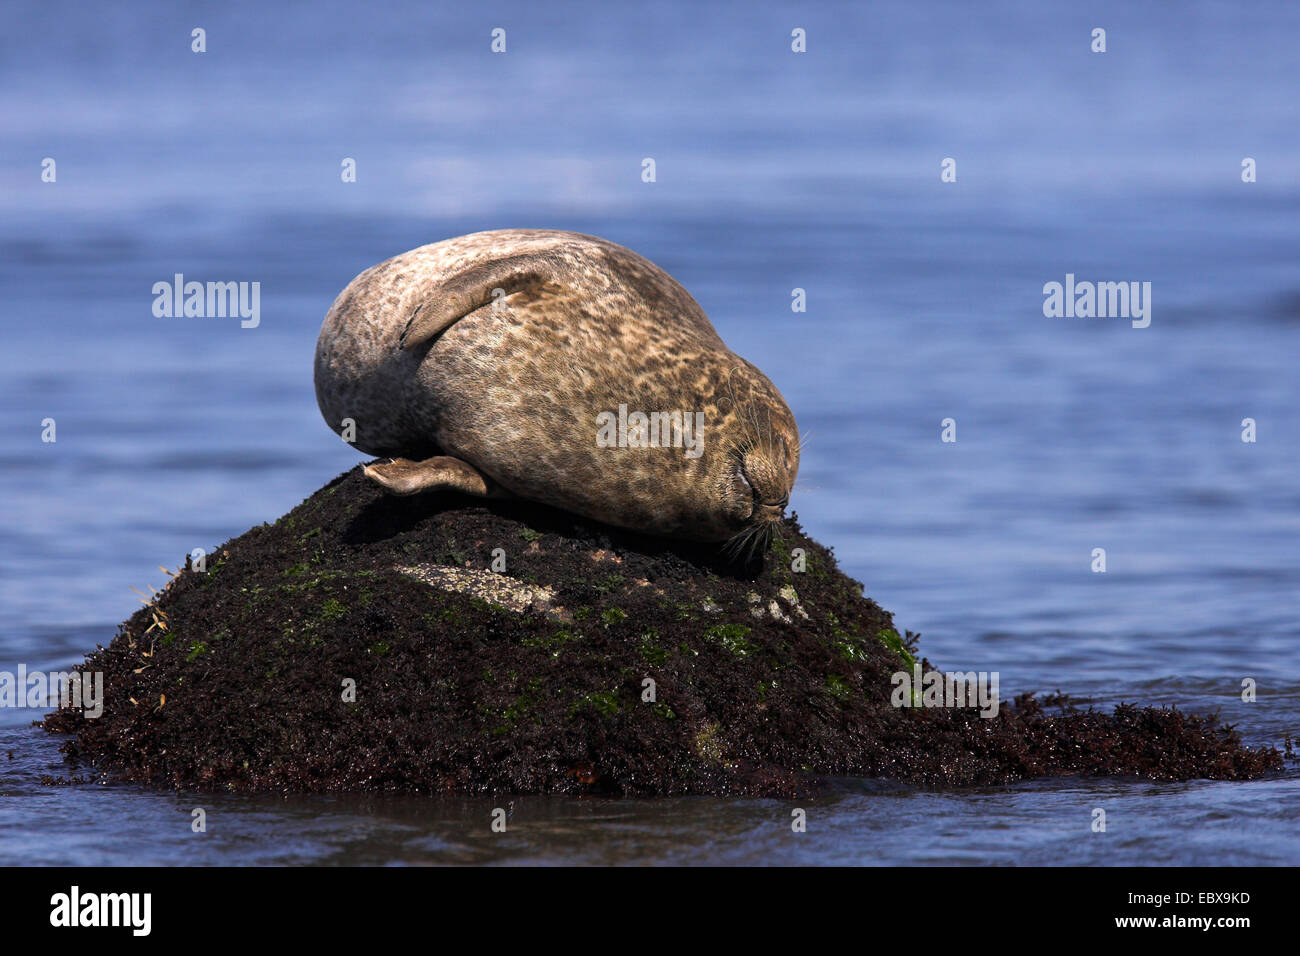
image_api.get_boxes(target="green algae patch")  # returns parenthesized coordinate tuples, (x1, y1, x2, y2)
(876, 627, 917, 669)
(43, 465, 1286, 797)
(706, 623, 755, 657)
(318, 598, 348, 623)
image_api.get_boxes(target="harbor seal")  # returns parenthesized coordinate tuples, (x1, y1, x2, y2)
(314, 229, 799, 549)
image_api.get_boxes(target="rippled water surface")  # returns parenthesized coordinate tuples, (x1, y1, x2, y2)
(1, 0, 1297, 864)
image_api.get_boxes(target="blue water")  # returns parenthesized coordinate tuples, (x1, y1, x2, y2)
(1, 0, 1297, 864)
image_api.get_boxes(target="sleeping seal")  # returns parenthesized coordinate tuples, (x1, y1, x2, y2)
(314, 229, 799, 549)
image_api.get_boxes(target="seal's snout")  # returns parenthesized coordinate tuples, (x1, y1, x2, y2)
(722, 442, 796, 558)
(741, 445, 796, 520)
(752, 487, 788, 523)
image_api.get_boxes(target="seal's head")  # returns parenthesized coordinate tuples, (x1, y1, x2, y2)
(708, 369, 801, 555)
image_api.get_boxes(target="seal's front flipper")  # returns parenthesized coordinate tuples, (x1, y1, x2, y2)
(398, 254, 555, 350)
(363, 456, 504, 498)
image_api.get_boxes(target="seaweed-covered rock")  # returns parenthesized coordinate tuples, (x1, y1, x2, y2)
(43, 467, 1282, 794)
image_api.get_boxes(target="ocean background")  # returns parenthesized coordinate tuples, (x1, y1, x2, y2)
(1, 0, 1297, 864)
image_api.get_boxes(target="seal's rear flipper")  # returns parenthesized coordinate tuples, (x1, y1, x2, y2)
(363, 456, 506, 498)
(398, 254, 555, 350)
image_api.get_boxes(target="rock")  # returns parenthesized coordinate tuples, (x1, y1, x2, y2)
(43, 466, 1283, 795)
